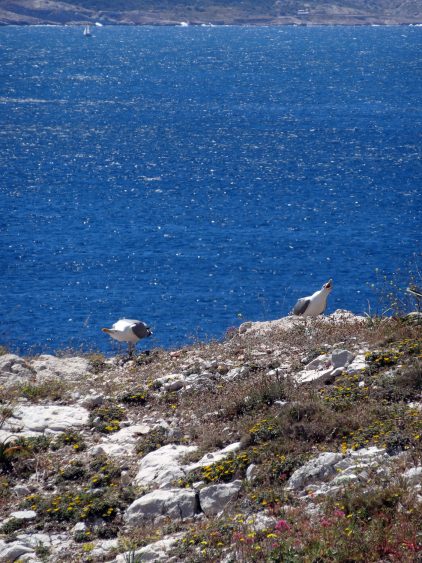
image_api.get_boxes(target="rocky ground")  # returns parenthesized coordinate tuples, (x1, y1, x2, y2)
(0, 310, 420, 562)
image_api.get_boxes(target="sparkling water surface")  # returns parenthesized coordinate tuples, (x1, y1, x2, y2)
(1, 25, 421, 353)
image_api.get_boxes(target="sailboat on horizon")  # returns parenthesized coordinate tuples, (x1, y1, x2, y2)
(83, 24, 92, 37)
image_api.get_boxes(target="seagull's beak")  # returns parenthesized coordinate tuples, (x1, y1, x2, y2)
(324, 279, 333, 290)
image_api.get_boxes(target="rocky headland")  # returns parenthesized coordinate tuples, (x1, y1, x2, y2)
(0, 310, 420, 561)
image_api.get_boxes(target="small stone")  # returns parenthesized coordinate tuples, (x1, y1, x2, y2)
(12, 485, 31, 497)
(246, 463, 258, 483)
(90, 445, 107, 456)
(72, 522, 87, 533)
(79, 393, 104, 409)
(164, 380, 185, 392)
(331, 349, 355, 369)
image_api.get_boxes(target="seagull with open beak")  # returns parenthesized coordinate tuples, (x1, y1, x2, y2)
(292, 279, 333, 317)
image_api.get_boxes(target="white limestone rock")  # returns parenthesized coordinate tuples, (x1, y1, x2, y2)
(183, 374, 214, 392)
(199, 480, 242, 516)
(0, 404, 89, 439)
(155, 373, 185, 390)
(114, 533, 184, 562)
(164, 379, 185, 392)
(0, 540, 34, 562)
(90, 423, 152, 458)
(305, 354, 330, 370)
(297, 367, 334, 384)
(346, 352, 368, 374)
(296, 348, 357, 385)
(223, 367, 243, 381)
(135, 444, 197, 488)
(89, 538, 119, 559)
(30, 354, 90, 382)
(72, 522, 87, 533)
(187, 442, 241, 471)
(328, 309, 366, 323)
(287, 452, 343, 491)
(239, 316, 304, 336)
(0, 354, 34, 385)
(6, 510, 37, 522)
(403, 466, 422, 486)
(125, 489, 198, 523)
(239, 311, 364, 338)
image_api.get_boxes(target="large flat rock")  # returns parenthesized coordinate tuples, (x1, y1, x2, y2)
(1, 404, 89, 439)
(30, 355, 90, 382)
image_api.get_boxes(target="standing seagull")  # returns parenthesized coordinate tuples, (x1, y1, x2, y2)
(102, 319, 152, 356)
(292, 279, 333, 317)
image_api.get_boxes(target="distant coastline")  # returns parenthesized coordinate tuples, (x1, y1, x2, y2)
(0, 0, 421, 28)
(1, 20, 422, 27)
(2, 22, 422, 27)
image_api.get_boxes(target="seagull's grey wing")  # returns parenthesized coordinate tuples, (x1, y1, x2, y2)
(292, 298, 310, 316)
(131, 321, 152, 339)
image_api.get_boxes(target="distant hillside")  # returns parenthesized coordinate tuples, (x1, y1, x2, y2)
(0, 0, 421, 25)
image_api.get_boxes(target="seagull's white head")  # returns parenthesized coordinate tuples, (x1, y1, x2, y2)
(322, 279, 333, 292)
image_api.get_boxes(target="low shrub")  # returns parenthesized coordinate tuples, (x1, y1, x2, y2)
(89, 402, 126, 433)
(119, 386, 149, 405)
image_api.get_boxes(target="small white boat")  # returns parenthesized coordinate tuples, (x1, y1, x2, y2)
(83, 25, 92, 37)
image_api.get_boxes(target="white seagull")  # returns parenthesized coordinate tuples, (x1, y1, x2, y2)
(292, 279, 333, 317)
(102, 319, 152, 355)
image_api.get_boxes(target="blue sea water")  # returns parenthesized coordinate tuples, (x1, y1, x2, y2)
(0, 25, 421, 354)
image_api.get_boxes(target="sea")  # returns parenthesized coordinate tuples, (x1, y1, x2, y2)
(0, 25, 421, 354)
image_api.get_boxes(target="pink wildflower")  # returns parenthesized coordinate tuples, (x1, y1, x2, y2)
(334, 509, 346, 518)
(275, 519, 291, 532)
